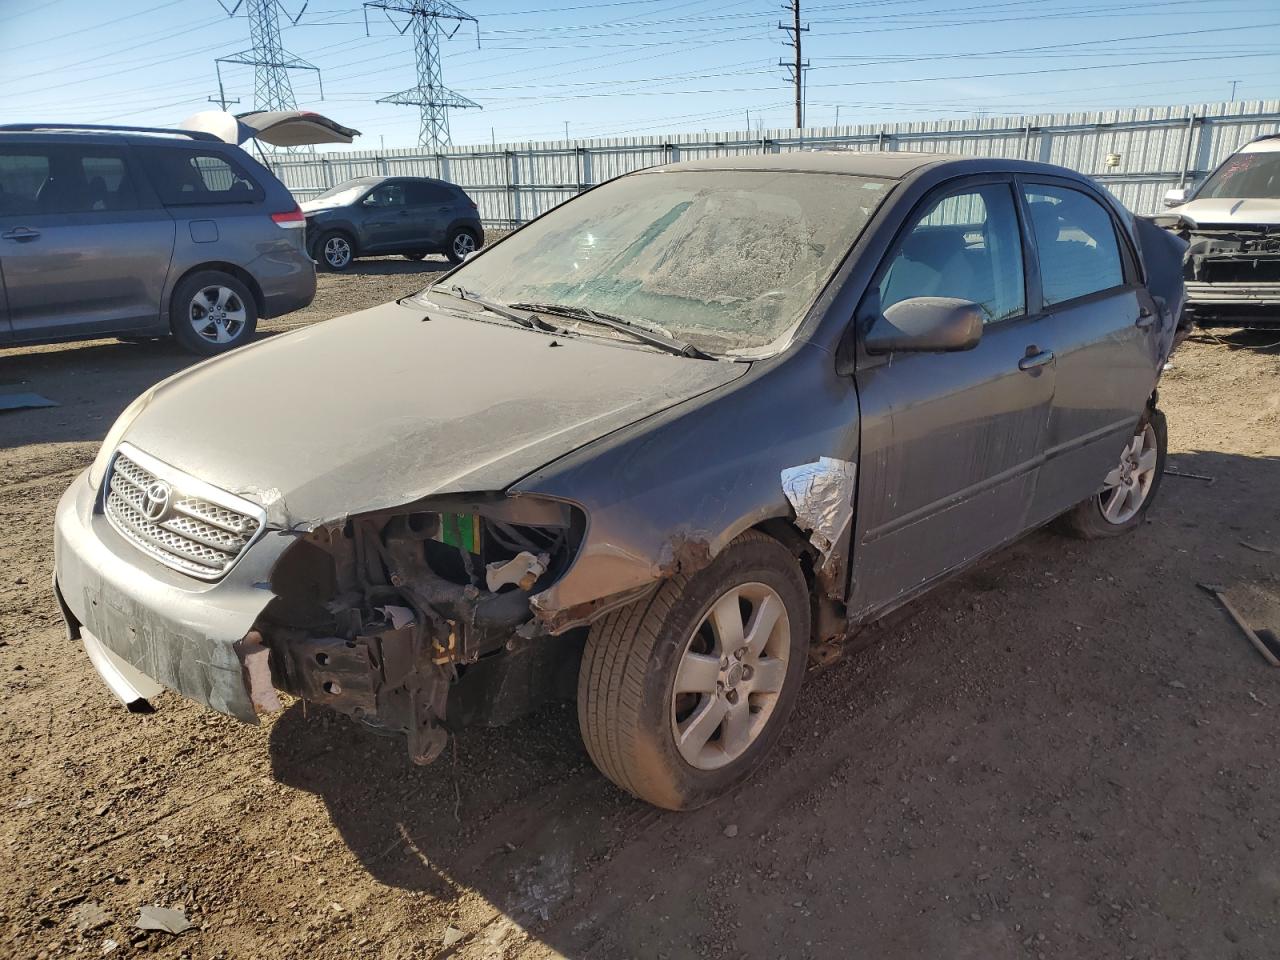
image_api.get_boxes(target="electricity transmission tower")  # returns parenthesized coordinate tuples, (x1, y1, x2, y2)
(364, 0, 481, 150)
(778, 0, 809, 129)
(215, 0, 323, 113)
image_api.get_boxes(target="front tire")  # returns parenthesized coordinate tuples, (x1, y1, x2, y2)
(168, 271, 257, 356)
(578, 531, 810, 810)
(1057, 407, 1167, 539)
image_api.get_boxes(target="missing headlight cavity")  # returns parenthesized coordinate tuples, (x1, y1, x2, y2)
(256, 495, 584, 764)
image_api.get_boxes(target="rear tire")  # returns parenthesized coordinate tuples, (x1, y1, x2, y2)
(445, 227, 479, 264)
(168, 271, 257, 356)
(403, 252, 427, 261)
(578, 531, 810, 810)
(1057, 407, 1167, 539)
(315, 230, 355, 271)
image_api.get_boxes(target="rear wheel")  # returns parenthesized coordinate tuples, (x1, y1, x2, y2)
(316, 231, 354, 271)
(403, 252, 427, 261)
(578, 531, 810, 810)
(445, 227, 479, 264)
(1057, 407, 1167, 539)
(168, 271, 257, 356)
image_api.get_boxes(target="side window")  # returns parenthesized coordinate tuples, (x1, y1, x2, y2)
(405, 181, 453, 205)
(365, 183, 406, 208)
(0, 147, 140, 215)
(144, 148, 261, 205)
(1022, 185, 1124, 306)
(0, 150, 51, 216)
(878, 183, 1025, 325)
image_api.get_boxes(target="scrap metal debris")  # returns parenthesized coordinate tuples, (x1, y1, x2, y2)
(375, 604, 417, 629)
(1164, 468, 1215, 484)
(135, 905, 191, 935)
(0, 392, 58, 412)
(1198, 583, 1280, 667)
(781, 456, 857, 558)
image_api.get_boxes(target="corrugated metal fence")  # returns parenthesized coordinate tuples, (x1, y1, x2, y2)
(267, 99, 1280, 224)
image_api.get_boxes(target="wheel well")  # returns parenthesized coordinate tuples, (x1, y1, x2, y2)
(314, 226, 357, 256)
(171, 262, 266, 319)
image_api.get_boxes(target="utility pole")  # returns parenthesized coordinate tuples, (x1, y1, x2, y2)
(208, 71, 240, 111)
(364, 0, 480, 151)
(778, 1, 809, 129)
(1229, 80, 1240, 102)
(214, 0, 322, 114)
(564, 120, 569, 142)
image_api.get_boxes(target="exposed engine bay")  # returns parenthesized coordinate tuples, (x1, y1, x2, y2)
(1156, 215, 1280, 327)
(254, 496, 585, 764)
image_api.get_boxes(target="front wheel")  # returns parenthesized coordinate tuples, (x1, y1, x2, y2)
(168, 271, 258, 356)
(315, 231, 355, 271)
(445, 227, 479, 264)
(578, 531, 810, 810)
(1057, 407, 1167, 539)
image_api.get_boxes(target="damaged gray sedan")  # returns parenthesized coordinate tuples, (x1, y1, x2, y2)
(54, 151, 1185, 810)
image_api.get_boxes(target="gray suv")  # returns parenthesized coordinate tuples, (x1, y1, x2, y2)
(0, 123, 316, 355)
(301, 175, 484, 270)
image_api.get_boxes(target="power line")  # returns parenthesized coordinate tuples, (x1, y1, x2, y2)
(215, 0, 323, 113)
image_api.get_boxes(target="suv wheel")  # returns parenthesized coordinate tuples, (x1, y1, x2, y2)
(446, 227, 479, 264)
(1057, 407, 1167, 538)
(169, 271, 258, 356)
(317, 231, 354, 271)
(578, 531, 810, 810)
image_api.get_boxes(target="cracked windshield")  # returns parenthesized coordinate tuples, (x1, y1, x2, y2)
(423, 170, 891, 356)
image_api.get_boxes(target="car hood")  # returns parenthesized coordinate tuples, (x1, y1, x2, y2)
(299, 199, 340, 214)
(121, 300, 747, 528)
(1171, 196, 1280, 225)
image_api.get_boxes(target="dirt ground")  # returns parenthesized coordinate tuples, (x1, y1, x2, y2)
(1, 259, 1278, 960)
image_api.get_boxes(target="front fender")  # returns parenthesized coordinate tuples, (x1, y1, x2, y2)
(512, 340, 861, 632)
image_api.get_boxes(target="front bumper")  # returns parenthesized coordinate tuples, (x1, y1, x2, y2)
(53, 470, 288, 723)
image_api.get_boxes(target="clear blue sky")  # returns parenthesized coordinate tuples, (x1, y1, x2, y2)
(1, 0, 1277, 149)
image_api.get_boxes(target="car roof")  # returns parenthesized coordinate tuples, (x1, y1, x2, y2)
(646, 149, 965, 179)
(1239, 135, 1280, 154)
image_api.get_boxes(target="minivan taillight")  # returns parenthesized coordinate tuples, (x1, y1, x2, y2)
(271, 207, 306, 229)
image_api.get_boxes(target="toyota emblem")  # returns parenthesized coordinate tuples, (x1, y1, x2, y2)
(141, 479, 172, 522)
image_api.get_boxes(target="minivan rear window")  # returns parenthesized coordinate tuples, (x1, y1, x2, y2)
(142, 148, 262, 206)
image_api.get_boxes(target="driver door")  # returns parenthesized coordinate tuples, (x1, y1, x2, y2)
(848, 177, 1057, 619)
(358, 182, 410, 252)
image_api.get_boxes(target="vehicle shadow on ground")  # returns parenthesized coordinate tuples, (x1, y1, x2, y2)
(325, 257, 455, 278)
(1188, 329, 1280, 352)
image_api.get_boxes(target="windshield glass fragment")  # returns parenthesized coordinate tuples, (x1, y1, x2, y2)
(416, 170, 891, 355)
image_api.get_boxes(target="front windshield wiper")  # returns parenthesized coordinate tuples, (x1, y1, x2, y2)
(429, 285, 558, 332)
(511, 302, 715, 360)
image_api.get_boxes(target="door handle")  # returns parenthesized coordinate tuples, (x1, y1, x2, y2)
(1018, 349, 1054, 371)
(1136, 306, 1156, 329)
(2, 227, 40, 242)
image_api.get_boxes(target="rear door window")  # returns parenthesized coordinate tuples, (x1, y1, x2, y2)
(405, 181, 454, 205)
(0, 146, 141, 215)
(878, 182, 1026, 325)
(1022, 185, 1125, 306)
(143, 147, 262, 205)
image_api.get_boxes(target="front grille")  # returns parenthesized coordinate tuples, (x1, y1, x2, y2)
(102, 443, 266, 580)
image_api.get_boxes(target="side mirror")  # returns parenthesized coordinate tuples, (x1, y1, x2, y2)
(1163, 187, 1190, 208)
(864, 297, 984, 355)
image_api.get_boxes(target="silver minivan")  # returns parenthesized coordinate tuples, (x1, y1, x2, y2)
(0, 120, 320, 355)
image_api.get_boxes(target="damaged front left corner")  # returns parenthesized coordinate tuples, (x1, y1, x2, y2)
(781, 456, 856, 596)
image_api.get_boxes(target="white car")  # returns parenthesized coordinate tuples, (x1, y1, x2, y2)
(1162, 133, 1280, 328)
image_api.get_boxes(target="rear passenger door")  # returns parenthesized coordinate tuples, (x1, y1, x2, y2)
(0, 143, 175, 342)
(1018, 179, 1162, 525)
(404, 180, 454, 250)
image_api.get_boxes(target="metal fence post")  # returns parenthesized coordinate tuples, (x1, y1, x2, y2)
(1178, 113, 1200, 188)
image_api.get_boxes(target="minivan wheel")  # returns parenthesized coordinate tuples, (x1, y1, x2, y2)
(1057, 407, 1167, 539)
(317, 231, 354, 271)
(169, 271, 258, 356)
(445, 227, 478, 264)
(578, 531, 810, 810)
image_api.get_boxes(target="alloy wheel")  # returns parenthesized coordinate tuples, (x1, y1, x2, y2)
(452, 231, 477, 259)
(1098, 422, 1159, 524)
(670, 581, 791, 771)
(324, 236, 352, 268)
(189, 285, 247, 345)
